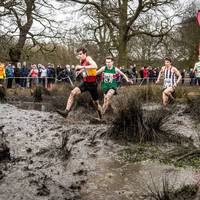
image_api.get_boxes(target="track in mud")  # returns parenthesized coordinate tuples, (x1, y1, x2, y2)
(0, 103, 110, 200)
(0, 103, 198, 200)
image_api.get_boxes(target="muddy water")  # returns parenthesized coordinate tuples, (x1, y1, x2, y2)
(166, 104, 200, 147)
(0, 103, 198, 200)
(81, 157, 195, 200)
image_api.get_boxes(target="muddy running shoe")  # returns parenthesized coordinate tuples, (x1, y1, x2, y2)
(56, 109, 69, 118)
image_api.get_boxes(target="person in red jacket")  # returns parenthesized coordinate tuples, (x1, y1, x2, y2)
(143, 66, 149, 85)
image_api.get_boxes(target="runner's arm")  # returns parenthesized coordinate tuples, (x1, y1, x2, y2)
(155, 67, 164, 83)
(173, 67, 182, 86)
(85, 56, 97, 69)
(96, 66, 105, 75)
(75, 56, 97, 70)
(115, 68, 130, 82)
(3, 68, 6, 78)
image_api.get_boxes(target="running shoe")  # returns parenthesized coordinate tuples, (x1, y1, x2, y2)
(56, 109, 69, 118)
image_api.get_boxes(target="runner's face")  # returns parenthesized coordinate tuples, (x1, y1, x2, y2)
(164, 60, 171, 67)
(77, 51, 86, 60)
(106, 59, 113, 67)
(198, 56, 200, 61)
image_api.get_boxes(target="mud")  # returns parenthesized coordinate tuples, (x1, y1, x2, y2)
(0, 101, 199, 200)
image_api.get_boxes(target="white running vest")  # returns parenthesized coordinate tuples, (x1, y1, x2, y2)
(163, 67, 176, 88)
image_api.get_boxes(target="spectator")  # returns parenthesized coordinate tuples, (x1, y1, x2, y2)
(66, 65, 75, 82)
(5, 63, 14, 88)
(28, 64, 38, 88)
(14, 62, 21, 87)
(148, 66, 154, 83)
(181, 69, 185, 85)
(56, 64, 62, 79)
(47, 63, 55, 90)
(153, 67, 159, 83)
(139, 67, 144, 82)
(189, 68, 196, 86)
(143, 66, 149, 84)
(20, 61, 29, 88)
(40, 65, 47, 88)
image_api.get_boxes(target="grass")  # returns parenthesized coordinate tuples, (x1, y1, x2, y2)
(109, 88, 189, 143)
(0, 85, 6, 102)
(120, 143, 200, 169)
(145, 176, 198, 200)
(185, 91, 200, 121)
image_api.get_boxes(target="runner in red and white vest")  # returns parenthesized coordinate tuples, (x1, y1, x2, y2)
(57, 47, 102, 119)
(156, 57, 181, 110)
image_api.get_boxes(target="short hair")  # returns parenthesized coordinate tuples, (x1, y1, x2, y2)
(76, 47, 87, 54)
(105, 56, 114, 61)
(164, 57, 172, 63)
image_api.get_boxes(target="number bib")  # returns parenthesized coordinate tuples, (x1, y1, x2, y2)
(104, 73, 114, 83)
(164, 78, 173, 88)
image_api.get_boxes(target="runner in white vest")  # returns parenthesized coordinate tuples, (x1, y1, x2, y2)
(156, 57, 181, 110)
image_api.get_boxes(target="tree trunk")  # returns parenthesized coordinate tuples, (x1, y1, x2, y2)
(9, 47, 22, 63)
(118, 35, 128, 67)
(117, 0, 128, 67)
(9, 30, 29, 63)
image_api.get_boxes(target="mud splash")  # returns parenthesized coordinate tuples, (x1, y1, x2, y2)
(0, 103, 111, 200)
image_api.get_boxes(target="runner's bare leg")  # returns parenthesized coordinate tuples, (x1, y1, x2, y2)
(66, 87, 81, 111)
(102, 89, 115, 114)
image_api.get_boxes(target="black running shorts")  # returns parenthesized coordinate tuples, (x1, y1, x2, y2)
(79, 82, 99, 101)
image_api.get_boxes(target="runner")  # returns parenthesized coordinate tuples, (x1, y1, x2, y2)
(56, 47, 102, 119)
(194, 55, 200, 86)
(155, 57, 182, 110)
(97, 56, 133, 115)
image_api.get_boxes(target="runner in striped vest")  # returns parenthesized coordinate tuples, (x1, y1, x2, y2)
(156, 57, 181, 110)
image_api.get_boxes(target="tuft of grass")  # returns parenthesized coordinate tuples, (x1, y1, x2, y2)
(109, 89, 186, 143)
(162, 145, 200, 168)
(50, 83, 73, 96)
(145, 176, 198, 200)
(0, 85, 6, 102)
(185, 92, 200, 121)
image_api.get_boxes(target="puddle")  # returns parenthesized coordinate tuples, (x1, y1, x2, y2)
(81, 157, 195, 200)
(13, 101, 53, 112)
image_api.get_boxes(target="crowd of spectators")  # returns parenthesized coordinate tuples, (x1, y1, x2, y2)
(0, 62, 77, 89)
(0, 61, 200, 89)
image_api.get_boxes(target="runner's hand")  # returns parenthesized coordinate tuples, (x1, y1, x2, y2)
(155, 80, 159, 84)
(173, 83, 177, 88)
(128, 80, 133, 84)
(75, 65, 82, 70)
(75, 69, 83, 77)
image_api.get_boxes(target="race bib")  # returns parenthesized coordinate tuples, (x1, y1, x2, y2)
(104, 73, 114, 83)
(164, 78, 172, 88)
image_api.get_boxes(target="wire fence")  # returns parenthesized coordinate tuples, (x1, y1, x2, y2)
(0, 76, 199, 89)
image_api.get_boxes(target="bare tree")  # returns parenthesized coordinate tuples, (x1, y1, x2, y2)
(61, 0, 183, 67)
(0, 0, 65, 63)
